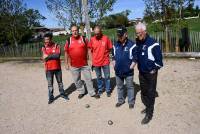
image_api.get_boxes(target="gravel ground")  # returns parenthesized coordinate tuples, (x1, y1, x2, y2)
(0, 58, 200, 134)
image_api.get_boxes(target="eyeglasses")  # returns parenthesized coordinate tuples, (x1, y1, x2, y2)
(136, 31, 145, 36)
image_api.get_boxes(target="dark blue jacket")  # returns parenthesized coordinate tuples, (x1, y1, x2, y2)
(136, 35, 163, 73)
(113, 39, 138, 77)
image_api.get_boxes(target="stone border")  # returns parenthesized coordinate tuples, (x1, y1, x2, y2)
(163, 52, 200, 58)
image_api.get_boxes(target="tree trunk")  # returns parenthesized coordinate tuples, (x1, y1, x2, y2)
(80, 23, 85, 36)
(82, 0, 91, 39)
(12, 26, 18, 47)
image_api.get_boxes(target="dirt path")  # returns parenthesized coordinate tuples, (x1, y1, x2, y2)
(0, 59, 200, 134)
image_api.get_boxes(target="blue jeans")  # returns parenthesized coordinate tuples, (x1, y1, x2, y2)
(116, 75, 135, 105)
(46, 70, 65, 99)
(94, 65, 111, 93)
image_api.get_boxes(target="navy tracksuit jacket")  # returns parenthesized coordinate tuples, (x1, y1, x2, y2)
(112, 39, 138, 77)
(136, 35, 163, 73)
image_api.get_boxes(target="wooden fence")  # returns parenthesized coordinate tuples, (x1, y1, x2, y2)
(0, 31, 199, 57)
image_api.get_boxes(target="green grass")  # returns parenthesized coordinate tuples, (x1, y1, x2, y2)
(51, 18, 200, 43)
(52, 35, 69, 44)
(102, 26, 136, 40)
(186, 18, 200, 32)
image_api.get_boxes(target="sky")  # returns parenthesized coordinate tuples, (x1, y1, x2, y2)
(25, 0, 200, 28)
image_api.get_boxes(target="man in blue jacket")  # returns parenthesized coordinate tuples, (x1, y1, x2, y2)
(112, 26, 138, 109)
(135, 22, 163, 124)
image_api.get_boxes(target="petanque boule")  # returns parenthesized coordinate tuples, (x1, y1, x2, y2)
(85, 104, 90, 108)
(108, 120, 113, 125)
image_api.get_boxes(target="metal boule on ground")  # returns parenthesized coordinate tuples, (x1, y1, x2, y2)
(85, 104, 90, 108)
(108, 120, 113, 125)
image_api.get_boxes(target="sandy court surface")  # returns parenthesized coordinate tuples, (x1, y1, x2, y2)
(0, 59, 200, 134)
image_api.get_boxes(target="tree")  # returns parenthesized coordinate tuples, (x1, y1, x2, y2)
(0, 0, 27, 46)
(99, 10, 130, 29)
(95, 0, 117, 20)
(143, 0, 197, 23)
(45, 0, 117, 28)
(82, 0, 91, 38)
(143, 0, 196, 52)
(0, 0, 45, 46)
(24, 9, 46, 28)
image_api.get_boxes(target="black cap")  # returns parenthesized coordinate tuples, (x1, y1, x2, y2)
(117, 26, 127, 37)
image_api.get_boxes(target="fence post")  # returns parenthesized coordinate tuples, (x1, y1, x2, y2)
(175, 30, 180, 52)
(165, 27, 170, 52)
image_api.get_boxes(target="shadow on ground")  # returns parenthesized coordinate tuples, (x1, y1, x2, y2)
(52, 76, 143, 101)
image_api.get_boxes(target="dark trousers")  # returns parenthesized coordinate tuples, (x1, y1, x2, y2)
(139, 71, 158, 117)
(46, 70, 65, 99)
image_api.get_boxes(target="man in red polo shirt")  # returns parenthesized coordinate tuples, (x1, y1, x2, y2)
(64, 25, 100, 99)
(42, 33, 69, 104)
(88, 25, 113, 97)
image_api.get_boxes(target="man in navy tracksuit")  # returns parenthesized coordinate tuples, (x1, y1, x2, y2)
(135, 22, 163, 124)
(112, 26, 138, 109)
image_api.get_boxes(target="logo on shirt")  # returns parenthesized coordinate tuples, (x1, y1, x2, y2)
(124, 47, 128, 51)
(102, 41, 105, 46)
(142, 45, 147, 50)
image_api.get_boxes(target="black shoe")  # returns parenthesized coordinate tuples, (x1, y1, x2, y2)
(91, 94, 100, 99)
(107, 92, 111, 97)
(115, 102, 125, 107)
(155, 91, 159, 97)
(78, 94, 85, 99)
(61, 94, 69, 100)
(141, 108, 147, 114)
(141, 114, 152, 125)
(48, 96, 54, 104)
(129, 104, 135, 109)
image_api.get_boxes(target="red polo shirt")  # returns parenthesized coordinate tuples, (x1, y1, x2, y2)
(64, 36, 88, 67)
(42, 43, 61, 71)
(88, 35, 113, 66)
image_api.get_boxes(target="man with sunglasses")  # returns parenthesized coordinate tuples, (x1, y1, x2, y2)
(64, 25, 100, 99)
(135, 22, 163, 124)
(112, 26, 138, 109)
(88, 26, 113, 97)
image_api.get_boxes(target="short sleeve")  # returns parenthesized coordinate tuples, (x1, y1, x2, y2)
(55, 44, 61, 54)
(64, 40, 69, 52)
(41, 46, 47, 54)
(107, 37, 113, 49)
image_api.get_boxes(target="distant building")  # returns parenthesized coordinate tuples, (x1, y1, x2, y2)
(31, 26, 93, 39)
(31, 27, 70, 42)
(32, 27, 51, 39)
(129, 18, 142, 25)
(50, 28, 69, 36)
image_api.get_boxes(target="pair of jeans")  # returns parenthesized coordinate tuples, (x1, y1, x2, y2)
(116, 75, 135, 105)
(94, 65, 111, 93)
(139, 71, 158, 117)
(70, 66, 96, 96)
(46, 70, 65, 99)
